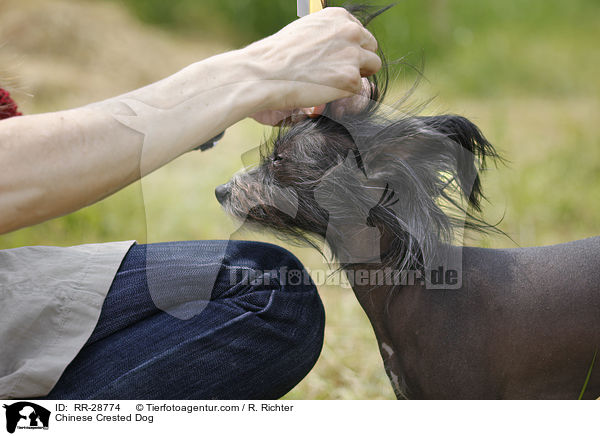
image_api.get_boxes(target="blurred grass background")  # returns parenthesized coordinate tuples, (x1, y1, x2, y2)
(0, 0, 598, 399)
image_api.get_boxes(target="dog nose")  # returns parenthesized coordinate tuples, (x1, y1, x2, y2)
(215, 183, 231, 204)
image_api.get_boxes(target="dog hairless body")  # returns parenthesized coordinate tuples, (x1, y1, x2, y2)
(216, 3, 600, 398)
(352, 237, 600, 399)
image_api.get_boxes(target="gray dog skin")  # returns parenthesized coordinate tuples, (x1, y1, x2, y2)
(353, 239, 600, 399)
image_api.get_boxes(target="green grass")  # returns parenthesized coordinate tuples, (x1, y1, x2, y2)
(578, 350, 597, 400)
(1, 0, 598, 399)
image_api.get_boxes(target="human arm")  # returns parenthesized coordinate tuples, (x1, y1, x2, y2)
(0, 8, 380, 234)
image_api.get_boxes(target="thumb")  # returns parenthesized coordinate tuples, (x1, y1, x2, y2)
(302, 104, 327, 118)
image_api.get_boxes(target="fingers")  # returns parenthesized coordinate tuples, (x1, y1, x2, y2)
(360, 49, 382, 77)
(328, 78, 372, 118)
(257, 6, 382, 112)
(360, 28, 378, 53)
(323, 8, 378, 52)
(251, 109, 292, 126)
(357, 77, 374, 98)
(336, 9, 380, 75)
(340, 9, 378, 52)
(303, 104, 327, 118)
(251, 105, 328, 126)
(328, 7, 362, 26)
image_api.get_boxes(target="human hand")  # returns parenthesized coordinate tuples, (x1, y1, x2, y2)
(244, 7, 381, 113)
(251, 77, 373, 126)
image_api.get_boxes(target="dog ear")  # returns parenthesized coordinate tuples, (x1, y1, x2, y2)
(416, 114, 499, 211)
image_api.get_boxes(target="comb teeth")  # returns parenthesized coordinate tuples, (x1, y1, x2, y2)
(297, 0, 323, 17)
(297, 0, 309, 17)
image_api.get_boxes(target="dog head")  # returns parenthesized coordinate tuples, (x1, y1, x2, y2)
(216, 5, 501, 271)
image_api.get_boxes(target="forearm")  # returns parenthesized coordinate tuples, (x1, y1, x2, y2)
(0, 7, 380, 234)
(0, 49, 270, 234)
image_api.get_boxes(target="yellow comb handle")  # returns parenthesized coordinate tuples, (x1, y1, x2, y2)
(309, 0, 323, 14)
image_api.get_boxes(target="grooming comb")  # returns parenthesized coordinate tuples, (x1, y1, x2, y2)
(297, 0, 323, 17)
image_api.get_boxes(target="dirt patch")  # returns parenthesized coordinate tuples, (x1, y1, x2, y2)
(0, 0, 229, 112)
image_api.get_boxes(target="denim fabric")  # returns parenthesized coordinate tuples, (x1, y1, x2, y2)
(41, 240, 325, 400)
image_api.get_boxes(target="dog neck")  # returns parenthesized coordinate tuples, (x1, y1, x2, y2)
(339, 232, 465, 399)
(342, 260, 412, 398)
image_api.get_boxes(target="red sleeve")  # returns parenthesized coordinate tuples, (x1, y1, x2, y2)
(0, 88, 22, 120)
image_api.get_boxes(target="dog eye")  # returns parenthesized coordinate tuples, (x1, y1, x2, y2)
(271, 154, 283, 164)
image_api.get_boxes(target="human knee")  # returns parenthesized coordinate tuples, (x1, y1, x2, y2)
(224, 241, 317, 293)
(223, 242, 325, 389)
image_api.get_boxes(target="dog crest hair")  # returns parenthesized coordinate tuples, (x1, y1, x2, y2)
(219, 1, 502, 275)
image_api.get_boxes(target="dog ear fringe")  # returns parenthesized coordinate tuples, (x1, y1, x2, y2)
(416, 114, 503, 212)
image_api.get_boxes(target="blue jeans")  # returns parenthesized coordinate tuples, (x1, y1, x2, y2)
(41, 241, 325, 399)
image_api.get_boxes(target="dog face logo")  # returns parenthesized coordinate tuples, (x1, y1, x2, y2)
(2, 402, 50, 434)
(313, 150, 386, 264)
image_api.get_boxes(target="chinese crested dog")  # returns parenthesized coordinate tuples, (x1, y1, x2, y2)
(215, 4, 600, 399)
